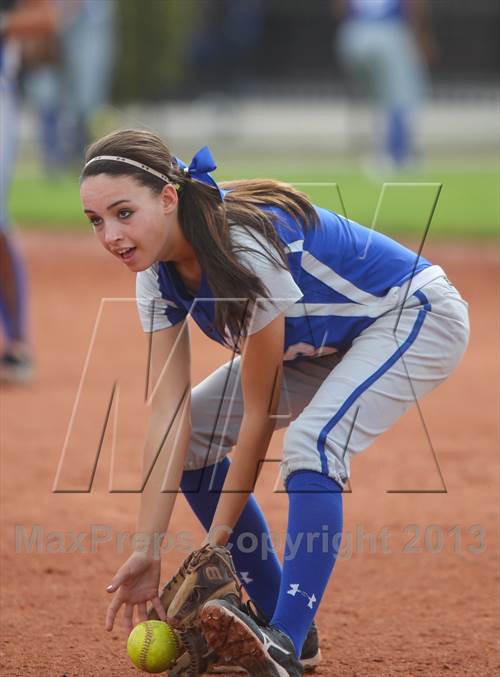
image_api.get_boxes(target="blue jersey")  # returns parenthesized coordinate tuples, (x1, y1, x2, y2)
(346, 0, 407, 22)
(136, 206, 443, 360)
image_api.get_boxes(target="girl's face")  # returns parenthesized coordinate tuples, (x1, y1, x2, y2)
(80, 174, 188, 272)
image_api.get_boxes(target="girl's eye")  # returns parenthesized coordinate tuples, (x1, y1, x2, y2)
(118, 208, 133, 219)
(89, 217, 102, 227)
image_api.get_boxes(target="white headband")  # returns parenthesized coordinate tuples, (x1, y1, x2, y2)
(84, 155, 171, 183)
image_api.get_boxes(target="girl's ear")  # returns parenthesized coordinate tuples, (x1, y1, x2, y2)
(160, 183, 178, 214)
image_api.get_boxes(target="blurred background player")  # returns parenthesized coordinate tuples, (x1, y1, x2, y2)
(0, 0, 57, 383)
(24, 0, 116, 173)
(334, 0, 435, 171)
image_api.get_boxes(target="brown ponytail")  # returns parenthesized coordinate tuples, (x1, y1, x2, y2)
(81, 129, 319, 337)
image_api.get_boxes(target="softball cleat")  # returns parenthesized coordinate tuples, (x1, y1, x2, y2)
(209, 600, 320, 673)
(201, 598, 304, 677)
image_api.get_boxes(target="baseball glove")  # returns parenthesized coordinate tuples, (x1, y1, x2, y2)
(148, 544, 243, 676)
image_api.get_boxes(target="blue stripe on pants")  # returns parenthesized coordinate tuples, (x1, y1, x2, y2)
(317, 292, 431, 474)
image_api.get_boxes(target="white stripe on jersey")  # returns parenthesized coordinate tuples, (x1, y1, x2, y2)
(285, 239, 304, 253)
(301, 251, 383, 306)
(286, 301, 389, 319)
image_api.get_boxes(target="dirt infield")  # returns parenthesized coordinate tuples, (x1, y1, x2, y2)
(1, 233, 498, 676)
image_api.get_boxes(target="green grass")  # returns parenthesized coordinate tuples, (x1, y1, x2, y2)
(9, 164, 499, 238)
(10, 173, 87, 230)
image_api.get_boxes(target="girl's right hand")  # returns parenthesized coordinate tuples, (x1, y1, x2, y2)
(105, 551, 167, 633)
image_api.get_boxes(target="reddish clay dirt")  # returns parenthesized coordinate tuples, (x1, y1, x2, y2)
(1, 233, 498, 676)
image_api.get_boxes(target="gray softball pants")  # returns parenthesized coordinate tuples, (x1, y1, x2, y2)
(183, 276, 470, 489)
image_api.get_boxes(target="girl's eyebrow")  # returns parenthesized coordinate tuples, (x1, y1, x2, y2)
(84, 199, 130, 214)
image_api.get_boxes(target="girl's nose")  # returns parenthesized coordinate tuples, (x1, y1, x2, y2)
(104, 222, 124, 246)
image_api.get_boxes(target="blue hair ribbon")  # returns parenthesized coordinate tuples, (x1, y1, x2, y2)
(174, 146, 229, 200)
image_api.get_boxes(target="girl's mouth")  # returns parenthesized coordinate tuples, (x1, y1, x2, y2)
(118, 247, 136, 262)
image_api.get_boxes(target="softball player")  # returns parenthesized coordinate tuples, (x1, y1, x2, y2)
(0, 0, 57, 383)
(336, 0, 433, 168)
(81, 129, 469, 676)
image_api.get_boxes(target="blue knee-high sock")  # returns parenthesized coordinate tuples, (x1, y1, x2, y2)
(271, 470, 343, 656)
(387, 107, 410, 166)
(181, 457, 281, 620)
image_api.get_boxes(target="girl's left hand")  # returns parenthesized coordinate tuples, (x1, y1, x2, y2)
(105, 551, 166, 633)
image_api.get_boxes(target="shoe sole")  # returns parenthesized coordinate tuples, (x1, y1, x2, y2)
(201, 601, 295, 677)
(210, 647, 320, 673)
(301, 650, 322, 672)
(167, 593, 241, 676)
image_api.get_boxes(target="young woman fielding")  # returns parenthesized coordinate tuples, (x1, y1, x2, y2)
(80, 129, 469, 677)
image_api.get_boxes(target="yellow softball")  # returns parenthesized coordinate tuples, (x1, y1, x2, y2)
(127, 620, 180, 673)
